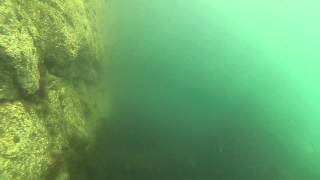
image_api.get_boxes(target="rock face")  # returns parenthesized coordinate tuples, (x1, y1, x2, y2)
(0, 0, 106, 179)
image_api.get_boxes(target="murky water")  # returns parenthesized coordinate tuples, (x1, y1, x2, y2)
(93, 0, 320, 179)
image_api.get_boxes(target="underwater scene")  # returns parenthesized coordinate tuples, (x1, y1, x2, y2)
(1, 0, 320, 179)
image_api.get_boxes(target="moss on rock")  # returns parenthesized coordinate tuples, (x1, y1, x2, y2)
(0, 0, 106, 179)
(0, 102, 51, 180)
(0, 0, 40, 96)
(0, 61, 18, 100)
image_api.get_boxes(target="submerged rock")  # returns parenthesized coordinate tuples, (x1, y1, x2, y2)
(0, 62, 18, 100)
(0, 0, 106, 179)
(0, 0, 40, 96)
(0, 102, 51, 180)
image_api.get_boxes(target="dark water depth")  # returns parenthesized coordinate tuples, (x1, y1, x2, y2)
(91, 1, 320, 179)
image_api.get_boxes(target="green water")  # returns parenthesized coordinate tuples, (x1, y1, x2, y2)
(94, 0, 320, 179)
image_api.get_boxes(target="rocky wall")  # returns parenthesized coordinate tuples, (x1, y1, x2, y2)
(0, 0, 106, 179)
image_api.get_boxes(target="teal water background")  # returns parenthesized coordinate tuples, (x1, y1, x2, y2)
(94, 0, 320, 179)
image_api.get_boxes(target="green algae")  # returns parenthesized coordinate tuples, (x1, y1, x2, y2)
(0, 0, 106, 179)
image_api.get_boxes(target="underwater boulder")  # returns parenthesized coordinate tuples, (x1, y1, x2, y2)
(0, 0, 106, 179)
(0, 102, 51, 179)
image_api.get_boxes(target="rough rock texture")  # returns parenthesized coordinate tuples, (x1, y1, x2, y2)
(0, 102, 51, 179)
(0, 0, 106, 179)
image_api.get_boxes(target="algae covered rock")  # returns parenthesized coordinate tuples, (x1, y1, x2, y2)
(0, 0, 41, 96)
(0, 0, 103, 96)
(0, 61, 18, 100)
(0, 0, 106, 179)
(0, 102, 51, 180)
